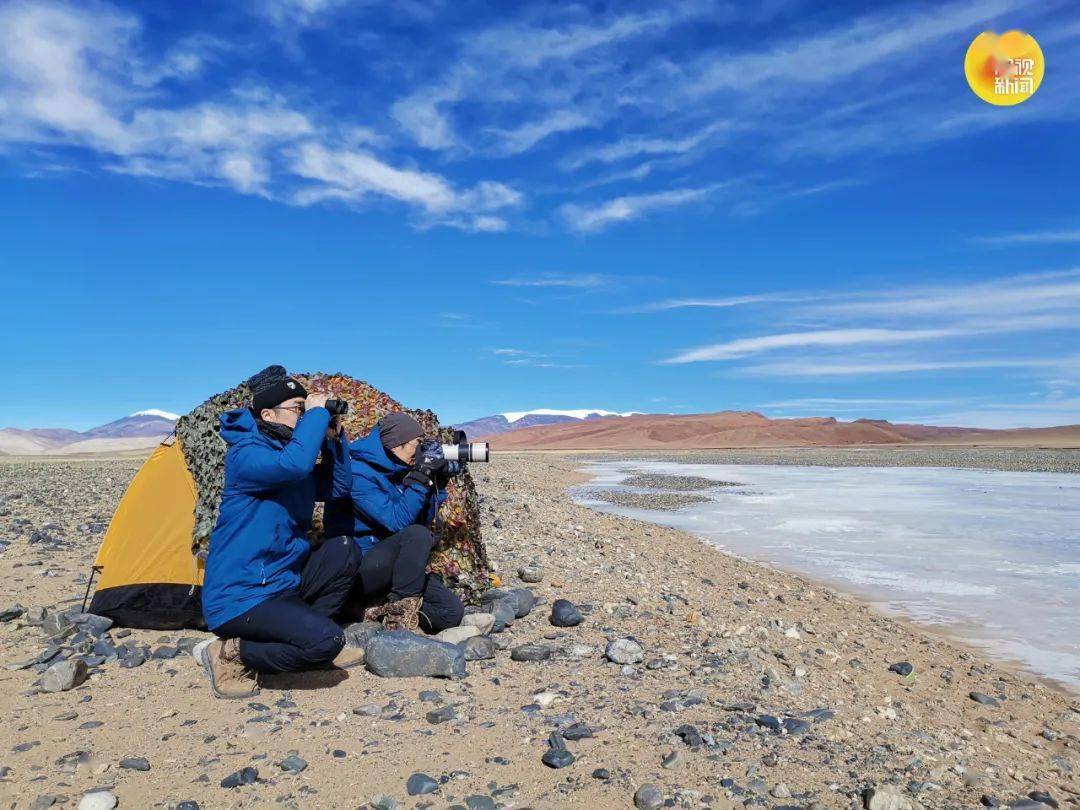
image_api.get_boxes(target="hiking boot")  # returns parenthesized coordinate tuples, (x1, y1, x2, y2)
(362, 601, 388, 623)
(330, 646, 366, 669)
(194, 638, 259, 699)
(383, 596, 423, 632)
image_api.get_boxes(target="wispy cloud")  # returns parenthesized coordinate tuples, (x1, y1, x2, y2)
(817, 269, 1080, 319)
(491, 347, 586, 369)
(0, 1, 523, 231)
(663, 327, 964, 364)
(291, 143, 522, 229)
(561, 185, 720, 233)
(744, 358, 1063, 377)
(614, 293, 808, 314)
(560, 122, 730, 171)
(974, 229, 1080, 247)
(492, 273, 607, 289)
(762, 397, 970, 409)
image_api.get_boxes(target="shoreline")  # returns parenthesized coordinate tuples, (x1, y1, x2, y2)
(567, 454, 1080, 697)
(507, 446, 1080, 474)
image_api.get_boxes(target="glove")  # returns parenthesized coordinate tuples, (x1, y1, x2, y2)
(404, 440, 447, 489)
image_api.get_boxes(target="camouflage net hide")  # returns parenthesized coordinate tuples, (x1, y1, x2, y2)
(174, 367, 490, 602)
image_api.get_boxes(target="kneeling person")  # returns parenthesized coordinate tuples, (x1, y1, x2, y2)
(196, 377, 363, 699)
(324, 413, 464, 634)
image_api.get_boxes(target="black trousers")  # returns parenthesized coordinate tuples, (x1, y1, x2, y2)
(355, 525, 464, 634)
(215, 535, 362, 674)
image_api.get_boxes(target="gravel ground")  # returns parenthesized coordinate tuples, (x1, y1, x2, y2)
(620, 475, 740, 492)
(0, 453, 1077, 809)
(585, 490, 712, 511)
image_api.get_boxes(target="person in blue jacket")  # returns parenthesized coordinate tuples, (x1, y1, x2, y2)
(324, 412, 464, 634)
(193, 376, 363, 699)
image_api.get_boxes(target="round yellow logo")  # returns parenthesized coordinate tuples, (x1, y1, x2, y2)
(965, 30, 1044, 106)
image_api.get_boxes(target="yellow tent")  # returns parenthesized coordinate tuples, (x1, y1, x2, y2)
(88, 437, 206, 629)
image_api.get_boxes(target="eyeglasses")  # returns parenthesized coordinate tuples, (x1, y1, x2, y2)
(275, 403, 306, 415)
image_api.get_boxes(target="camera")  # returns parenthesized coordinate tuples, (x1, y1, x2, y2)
(325, 398, 349, 416)
(441, 430, 489, 463)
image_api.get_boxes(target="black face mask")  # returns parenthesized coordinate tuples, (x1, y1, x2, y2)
(256, 418, 294, 444)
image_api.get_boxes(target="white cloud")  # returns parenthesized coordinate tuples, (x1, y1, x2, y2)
(682, 0, 1021, 99)
(489, 110, 594, 156)
(744, 358, 1062, 377)
(561, 121, 729, 171)
(974, 229, 1080, 246)
(762, 397, 968, 409)
(663, 327, 964, 364)
(561, 186, 717, 233)
(615, 293, 808, 314)
(0, 2, 523, 231)
(492, 274, 606, 289)
(0, 1, 136, 151)
(819, 269, 1080, 319)
(291, 142, 522, 226)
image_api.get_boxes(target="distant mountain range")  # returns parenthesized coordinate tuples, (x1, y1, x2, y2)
(0, 410, 179, 455)
(454, 408, 640, 437)
(481, 411, 1080, 450)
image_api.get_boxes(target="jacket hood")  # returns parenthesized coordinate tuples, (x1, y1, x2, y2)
(218, 407, 293, 448)
(349, 427, 410, 473)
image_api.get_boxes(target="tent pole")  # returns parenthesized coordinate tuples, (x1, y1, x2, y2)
(81, 566, 99, 613)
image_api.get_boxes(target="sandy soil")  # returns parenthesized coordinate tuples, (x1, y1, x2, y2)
(0, 453, 1077, 809)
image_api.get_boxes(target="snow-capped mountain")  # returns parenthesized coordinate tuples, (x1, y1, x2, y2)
(0, 410, 179, 455)
(454, 408, 640, 438)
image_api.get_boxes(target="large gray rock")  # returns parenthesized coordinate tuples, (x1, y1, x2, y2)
(0, 604, 24, 623)
(507, 588, 536, 618)
(343, 621, 385, 649)
(490, 599, 516, 632)
(459, 613, 495, 634)
(863, 786, 923, 810)
(518, 564, 544, 583)
(550, 599, 583, 627)
(604, 638, 644, 665)
(77, 791, 117, 810)
(634, 784, 664, 809)
(511, 642, 553, 662)
(365, 630, 466, 679)
(461, 635, 496, 661)
(68, 613, 113, 636)
(40, 659, 88, 693)
(436, 625, 481, 645)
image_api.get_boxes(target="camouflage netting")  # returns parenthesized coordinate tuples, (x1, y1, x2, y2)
(174, 367, 491, 602)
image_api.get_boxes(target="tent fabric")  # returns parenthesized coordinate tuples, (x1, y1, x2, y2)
(89, 440, 206, 629)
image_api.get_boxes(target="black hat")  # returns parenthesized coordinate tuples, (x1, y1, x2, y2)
(252, 377, 308, 413)
(377, 412, 424, 450)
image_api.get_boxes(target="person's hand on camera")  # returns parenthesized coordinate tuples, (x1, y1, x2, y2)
(404, 441, 447, 488)
(306, 393, 329, 411)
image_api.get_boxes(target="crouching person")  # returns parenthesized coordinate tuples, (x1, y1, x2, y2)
(194, 377, 363, 699)
(324, 413, 464, 634)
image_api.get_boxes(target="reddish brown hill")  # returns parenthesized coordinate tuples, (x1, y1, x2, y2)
(480, 411, 1080, 450)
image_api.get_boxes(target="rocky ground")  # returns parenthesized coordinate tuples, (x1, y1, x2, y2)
(0, 453, 1077, 809)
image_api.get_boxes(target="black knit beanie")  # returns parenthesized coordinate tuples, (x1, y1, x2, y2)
(377, 413, 424, 450)
(252, 377, 308, 413)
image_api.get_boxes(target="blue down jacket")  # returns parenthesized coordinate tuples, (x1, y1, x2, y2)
(322, 426, 445, 555)
(201, 406, 350, 630)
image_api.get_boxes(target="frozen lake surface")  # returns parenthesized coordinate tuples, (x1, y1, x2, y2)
(573, 461, 1080, 690)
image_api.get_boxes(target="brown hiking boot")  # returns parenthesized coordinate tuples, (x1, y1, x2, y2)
(362, 601, 388, 623)
(330, 646, 366, 669)
(194, 638, 259, 699)
(383, 596, 423, 632)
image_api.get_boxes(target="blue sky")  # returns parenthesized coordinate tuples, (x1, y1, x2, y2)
(1, 0, 1078, 431)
